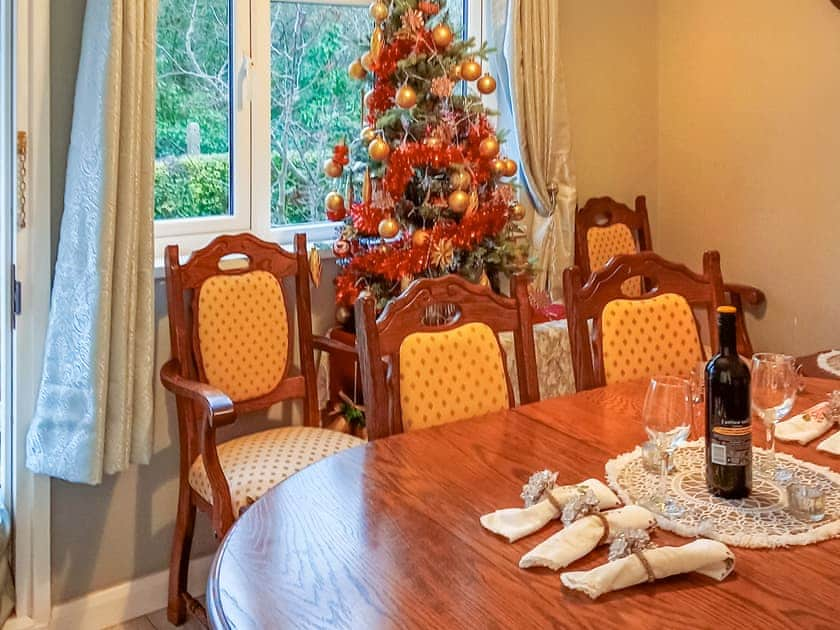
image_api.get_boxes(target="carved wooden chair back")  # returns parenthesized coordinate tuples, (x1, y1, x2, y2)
(164, 233, 319, 498)
(575, 196, 652, 297)
(355, 274, 539, 440)
(563, 250, 726, 391)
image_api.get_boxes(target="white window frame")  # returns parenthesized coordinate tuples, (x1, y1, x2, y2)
(155, 0, 483, 260)
(9, 0, 53, 627)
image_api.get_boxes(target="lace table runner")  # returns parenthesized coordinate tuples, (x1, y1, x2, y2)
(606, 440, 840, 548)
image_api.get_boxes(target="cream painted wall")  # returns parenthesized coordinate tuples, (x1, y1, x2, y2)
(657, 0, 840, 355)
(559, 0, 659, 206)
(48, 0, 661, 604)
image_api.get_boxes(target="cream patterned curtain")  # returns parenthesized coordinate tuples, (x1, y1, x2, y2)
(26, 0, 158, 484)
(488, 0, 577, 301)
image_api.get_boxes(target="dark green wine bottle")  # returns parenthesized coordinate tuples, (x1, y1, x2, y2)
(705, 306, 752, 498)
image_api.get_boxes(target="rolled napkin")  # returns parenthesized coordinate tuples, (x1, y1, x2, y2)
(480, 479, 620, 543)
(560, 539, 735, 599)
(816, 430, 840, 455)
(519, 505, 655, 570)
(776, 402, 833, 445)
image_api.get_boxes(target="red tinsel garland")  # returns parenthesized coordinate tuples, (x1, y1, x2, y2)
(336, 198, 511, 307)
(332, 143, 349, 166)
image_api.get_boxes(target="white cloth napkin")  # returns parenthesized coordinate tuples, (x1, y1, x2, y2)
(560, 539, 735, 599)
(519, 505, 655, 570)
(480, 479, 620, 543)
(817, 430, 840, 455)
(775, 402, 833, 445)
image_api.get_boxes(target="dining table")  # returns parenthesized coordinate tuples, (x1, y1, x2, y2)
(207, 377, 840, 629)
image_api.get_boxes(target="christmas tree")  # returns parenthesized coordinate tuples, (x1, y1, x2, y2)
(323, 0, 530, 326)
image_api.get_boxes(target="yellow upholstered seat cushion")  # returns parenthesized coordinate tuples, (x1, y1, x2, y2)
(587, 224, 642, 297)
(189, 426, 363, 516)
(398, 322, 510, 432)
(600, 293, 702, 384)
(196, 270, 289, 402)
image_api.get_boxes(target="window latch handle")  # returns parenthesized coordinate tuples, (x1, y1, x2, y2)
(239, 53, 254, 110)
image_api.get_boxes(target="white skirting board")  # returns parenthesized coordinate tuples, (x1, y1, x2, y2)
(45, 555, 214, 630)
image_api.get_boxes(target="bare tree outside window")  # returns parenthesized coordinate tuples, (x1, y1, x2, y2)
(154, 0, 464, 226)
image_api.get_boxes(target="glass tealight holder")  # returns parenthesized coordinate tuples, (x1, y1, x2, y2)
(787, 483, 826, 522)
(641, 441, 675, 474)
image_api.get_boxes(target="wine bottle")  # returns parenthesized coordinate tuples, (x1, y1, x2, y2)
(705, 306, 752, 498)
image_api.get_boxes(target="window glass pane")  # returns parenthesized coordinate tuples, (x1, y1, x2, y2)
(155, 0, 231, 221)
(269, 2, 370, 227)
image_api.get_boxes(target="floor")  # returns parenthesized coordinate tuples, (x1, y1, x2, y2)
(105, 600, 205, 630)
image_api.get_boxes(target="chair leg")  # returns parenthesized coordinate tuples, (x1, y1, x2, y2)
(168, 485, 196, 626)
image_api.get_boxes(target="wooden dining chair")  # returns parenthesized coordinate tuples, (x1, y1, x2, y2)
(574, 195, 764, 356)
(563, 250, 727, 391)
(354, 274, 539, 440)
(160, 233, 363, 626)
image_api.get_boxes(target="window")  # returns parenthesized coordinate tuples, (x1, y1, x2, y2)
(155, 0, 476, 258)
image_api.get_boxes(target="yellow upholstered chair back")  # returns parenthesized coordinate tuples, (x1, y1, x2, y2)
(587, 224, 642, 297)
(600, 293, 703, 385)
(398, 322, 509, 432)
(354, 274, 539, 440)
(196, 270, 289, 402)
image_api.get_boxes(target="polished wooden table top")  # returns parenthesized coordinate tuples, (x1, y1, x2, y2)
(207, 378, 840, 629)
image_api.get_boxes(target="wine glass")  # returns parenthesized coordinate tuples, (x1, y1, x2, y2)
(642, 376, 692, 517)
(751, 353, 797, 482)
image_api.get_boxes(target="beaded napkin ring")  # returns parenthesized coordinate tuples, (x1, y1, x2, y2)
(521, 470, 558, 507)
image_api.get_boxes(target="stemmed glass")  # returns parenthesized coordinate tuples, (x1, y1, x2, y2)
(751, 353, 798, 482)
(642, 376, 692, 517)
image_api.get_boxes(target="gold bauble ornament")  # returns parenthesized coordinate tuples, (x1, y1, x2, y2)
(348, 59, 367, 80)
(369, 1, 389, 21)
(476, 73, 497, 95)
(378, 216, 400, 239)
(501, 158, 518, 177)
(368, 138, 391, 161)
(323, 159, 343, 178)
(360, 52, 374, 72)
(490, 158, 506, 176)
(432, 23, 453, 48)
(449, 170, 472, 190)
(360, 127, 377, 143)
(424, 136, 443, 150)
(448, 189, 470, 214)
(461, 59, 482, 82)
(335, 305, 352, 325)
(396, 84, 417, 109)
(479, 270, 491, 288)
(510, 202, 526, 221)
(412, 228, 430, 247)
(325, 191, 345, 213)
(479, 135, 500, 158)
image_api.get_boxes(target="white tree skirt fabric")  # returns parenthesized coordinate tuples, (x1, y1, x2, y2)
(606, 440, 840, 548)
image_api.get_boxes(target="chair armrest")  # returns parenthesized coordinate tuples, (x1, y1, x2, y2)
(313, 334, 357, 356)
(160, 359, 237, 428)
(724, 282, 766, 307)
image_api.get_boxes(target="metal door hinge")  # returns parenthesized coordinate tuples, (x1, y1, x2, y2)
(11, 265, 20, 329)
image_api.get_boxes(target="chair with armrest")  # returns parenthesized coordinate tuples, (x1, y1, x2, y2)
(575, 195, 764, 356)
(160, 233, 363, 626)
(563, 250, 727, 392)
(354, 274, 539, 440)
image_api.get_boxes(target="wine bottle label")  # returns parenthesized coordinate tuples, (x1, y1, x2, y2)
(710, 426, 751, 466)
